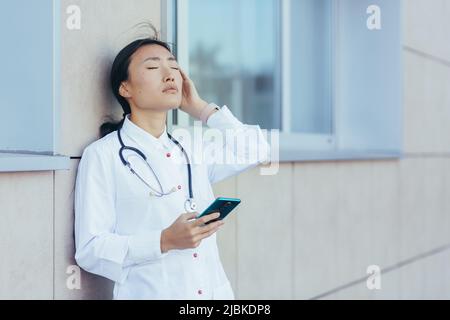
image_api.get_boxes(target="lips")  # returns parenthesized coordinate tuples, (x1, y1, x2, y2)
(162, 85, 178, 93)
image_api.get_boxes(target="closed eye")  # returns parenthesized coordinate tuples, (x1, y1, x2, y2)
(147, 67, 179, 70)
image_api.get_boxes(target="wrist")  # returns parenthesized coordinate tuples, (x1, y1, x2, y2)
(160, 228, 172, 253)
(199, 103, 220, 124)
(193, 100, 209, 119)
(195, 99, 209, 109)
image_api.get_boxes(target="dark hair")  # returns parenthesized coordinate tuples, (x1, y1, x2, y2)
(100, 26, 173, 138)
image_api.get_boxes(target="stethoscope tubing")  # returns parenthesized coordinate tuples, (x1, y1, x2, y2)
(117, 127, 194, 202)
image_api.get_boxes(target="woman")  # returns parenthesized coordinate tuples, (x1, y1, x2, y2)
(74, 36, 270, 300)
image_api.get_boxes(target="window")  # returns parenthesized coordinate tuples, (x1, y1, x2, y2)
(163, 0, 403, 162)
(0, 0, 68, 172)
(186, 0, 280, 131)
(288, 0, 333, 135)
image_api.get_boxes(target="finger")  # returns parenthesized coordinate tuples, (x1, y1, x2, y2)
(194, 212, 221, 227)
(179, 67, 189, 81)
(183, 212, 198, 222)
(194, 225, 222, 242)
(197, 220, 224, 235)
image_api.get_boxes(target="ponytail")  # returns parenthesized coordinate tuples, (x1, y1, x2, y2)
(99, 115, 128, 138)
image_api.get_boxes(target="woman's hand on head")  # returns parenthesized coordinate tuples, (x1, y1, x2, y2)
(178, 67, 209, 119)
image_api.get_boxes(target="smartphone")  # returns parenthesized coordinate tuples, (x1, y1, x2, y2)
(196, 197, 241, 225)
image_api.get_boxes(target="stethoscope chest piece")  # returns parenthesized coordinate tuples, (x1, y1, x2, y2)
(185, 198, 197, 213)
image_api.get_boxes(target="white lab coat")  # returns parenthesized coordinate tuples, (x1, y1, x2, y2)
(74, 104, 270, 300)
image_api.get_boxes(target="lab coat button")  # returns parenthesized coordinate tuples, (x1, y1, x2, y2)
(178, 185, 182, 190)
(166, 152, 171, 158)
(198, 289, 203, 295)
(193, 253, 198, 258)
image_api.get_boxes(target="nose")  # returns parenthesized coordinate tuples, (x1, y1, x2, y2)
(163, 67, 176, 82)
(164, 74, 175, 82)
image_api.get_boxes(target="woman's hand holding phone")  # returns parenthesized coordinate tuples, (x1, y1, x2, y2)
(160, 211, 224, 253)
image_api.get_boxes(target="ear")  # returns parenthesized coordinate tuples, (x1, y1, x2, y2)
(119, 82, 132, 99)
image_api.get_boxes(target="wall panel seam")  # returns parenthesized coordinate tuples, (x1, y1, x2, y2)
(403, 45, 450, 69)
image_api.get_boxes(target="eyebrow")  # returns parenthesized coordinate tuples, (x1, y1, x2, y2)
(142, 56, 177, 63)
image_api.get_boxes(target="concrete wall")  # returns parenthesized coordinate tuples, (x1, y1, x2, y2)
(0, 0, 449, 299)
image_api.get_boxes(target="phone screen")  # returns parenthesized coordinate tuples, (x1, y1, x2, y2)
(197, 197, 241, 224)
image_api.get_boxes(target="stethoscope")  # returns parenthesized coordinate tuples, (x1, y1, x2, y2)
(117, 126, 197, 213)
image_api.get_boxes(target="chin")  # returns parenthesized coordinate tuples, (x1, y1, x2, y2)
(164, 97, 182, 110)
(156, 103, 179, 112)
(167, 105, 181, 111)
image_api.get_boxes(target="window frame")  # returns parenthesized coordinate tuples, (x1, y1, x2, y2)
(0, 0, 70, 173)
(161, 0, 403, 163)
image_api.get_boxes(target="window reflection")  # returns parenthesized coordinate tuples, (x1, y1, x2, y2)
(187, 0, 280, 130)
(290, 0, 333, 134)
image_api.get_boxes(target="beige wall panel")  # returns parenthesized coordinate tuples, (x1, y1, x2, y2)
(403, 51, 450, 154)
(212, 177, 238, 297)
(0, 172, 53, 299)
(399, 158, 449, 261)
(293, 162, 340, 299)
(403, 0, 450, 62)
(334, 162, 375, 288)
(236, 164, 293, 299)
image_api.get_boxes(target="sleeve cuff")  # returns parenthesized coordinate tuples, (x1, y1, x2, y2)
(127, 230, 168, 264)
(200, 103, 220, 124)
(206, 104, 245, 130)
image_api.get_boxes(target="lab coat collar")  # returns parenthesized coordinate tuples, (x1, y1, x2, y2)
(121, 114, 172, 151)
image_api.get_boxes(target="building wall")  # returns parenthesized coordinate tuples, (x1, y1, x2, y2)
(0, 0, 449, 299)
(216, 0, 450, 299)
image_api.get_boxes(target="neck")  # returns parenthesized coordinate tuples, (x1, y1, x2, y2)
(129, 108, 167, 139)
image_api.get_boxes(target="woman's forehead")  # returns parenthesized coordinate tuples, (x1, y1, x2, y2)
(133, 44, 175, 63)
